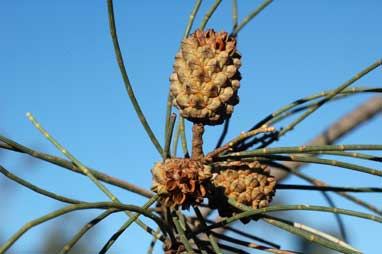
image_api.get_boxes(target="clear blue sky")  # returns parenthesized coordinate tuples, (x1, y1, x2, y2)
(1, 1, 381, 253)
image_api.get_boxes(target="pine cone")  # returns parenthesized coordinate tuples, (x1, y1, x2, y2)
(209, 162, 276, 218)
(151, 158, 212, 209)
(170, 29, 241, 125)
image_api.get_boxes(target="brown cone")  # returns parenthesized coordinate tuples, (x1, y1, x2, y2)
(151, 158, 212, 209)
(209, 161, 276, 218)
(170, 29, 241, 125)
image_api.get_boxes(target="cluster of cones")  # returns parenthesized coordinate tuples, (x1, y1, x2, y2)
(151, 158, 276, 217)
(151, 29, 276, 218)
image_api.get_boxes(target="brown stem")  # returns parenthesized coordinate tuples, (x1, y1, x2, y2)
(192, 123, 205, 160)
(205, 126, 275, 162)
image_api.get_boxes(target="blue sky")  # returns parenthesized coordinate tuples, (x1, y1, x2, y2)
(1, 1, 381, 253)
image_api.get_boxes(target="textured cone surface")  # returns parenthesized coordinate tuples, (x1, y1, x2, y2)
(151, 158, 211, 209)
(170, 29, 241, 125)
(210, 162, 276, 217)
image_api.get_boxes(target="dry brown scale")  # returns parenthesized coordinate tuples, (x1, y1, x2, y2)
(163, 242, 186, 254)
(151, 158, 212, 209)
(170, 29, 242, 125)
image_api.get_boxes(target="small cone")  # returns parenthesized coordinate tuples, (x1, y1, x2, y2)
(209, 161, 276, 218)
(151, 158, 212, 209)
(170, 29, 241, 125)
